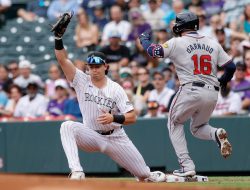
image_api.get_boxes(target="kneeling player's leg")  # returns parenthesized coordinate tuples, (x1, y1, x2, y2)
(104, 132, 150, 180)
(60, 121, 104, 172)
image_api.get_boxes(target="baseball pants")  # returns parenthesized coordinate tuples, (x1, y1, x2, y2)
(168, 83, 219, 171)
(60, 121, 150, 179)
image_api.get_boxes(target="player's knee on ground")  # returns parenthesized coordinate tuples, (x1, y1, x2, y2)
(60, 121, 74, 136)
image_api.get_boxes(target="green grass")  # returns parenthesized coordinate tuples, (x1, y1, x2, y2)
(100, 176, 250, 188)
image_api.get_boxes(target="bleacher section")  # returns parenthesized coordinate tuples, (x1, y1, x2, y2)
(0, 17, 87, 80)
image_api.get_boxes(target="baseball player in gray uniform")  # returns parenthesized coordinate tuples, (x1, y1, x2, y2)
(139, 11, 235, 177)
(52, 13, 165, 182)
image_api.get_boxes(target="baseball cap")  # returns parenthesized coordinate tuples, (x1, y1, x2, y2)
(147, 101, 159, 110)
(119, 67, 132, 78)
(27, 80, 39, 89)
(54, 79, 68, 89)
(19, 60, 35, 69)
(86, 51, 106, 65)
(108, 30, 121, 38)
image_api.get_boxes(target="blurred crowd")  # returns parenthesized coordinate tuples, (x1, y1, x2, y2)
(1, 0, 250, 121)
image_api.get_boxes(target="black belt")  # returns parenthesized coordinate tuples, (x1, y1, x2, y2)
(95, 126, 122, 136)
(184, 82, 219, 91)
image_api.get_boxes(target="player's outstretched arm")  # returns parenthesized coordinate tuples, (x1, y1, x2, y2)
(51, 12, 76, 82)
(138, 30, 164, 58)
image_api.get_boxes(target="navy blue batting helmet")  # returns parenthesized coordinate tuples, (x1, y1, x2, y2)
(172, 11, 199, 36)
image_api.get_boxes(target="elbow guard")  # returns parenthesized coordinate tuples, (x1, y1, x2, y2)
(147, 44, 164, 58)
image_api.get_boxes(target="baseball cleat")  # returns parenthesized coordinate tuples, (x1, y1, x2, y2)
(173, 169, 196, 177)
(145, 171, 166, 182)
(215, 128, 232, 158)
(69, 171, 85, 180)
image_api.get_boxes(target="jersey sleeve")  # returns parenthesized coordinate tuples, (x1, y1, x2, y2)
(217, 44, 232, 67)
(115, 84, 134, 114)
(162, 38, 176, 58)
(71, 68, 88, 88)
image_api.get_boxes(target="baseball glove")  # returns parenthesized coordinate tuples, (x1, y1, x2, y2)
(50, 11, 74, 38)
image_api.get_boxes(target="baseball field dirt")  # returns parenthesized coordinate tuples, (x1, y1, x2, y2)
(0, 174, 249, 190)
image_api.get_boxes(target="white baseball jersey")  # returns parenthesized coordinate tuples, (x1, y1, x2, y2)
(148, 87, 175, 112)
(71, 68, 134, 131)
(162, 32, 232, 86)
(212, 91, 242, 116)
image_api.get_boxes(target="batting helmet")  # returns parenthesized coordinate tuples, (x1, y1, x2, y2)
(172, 11, 199, 36)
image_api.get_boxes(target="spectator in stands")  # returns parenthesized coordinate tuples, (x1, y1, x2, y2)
(45, 64, 63, 99)
(205, 14, 249, 41)
(143, 100, 165, 118)
(0, 84, 22, 118)
(101, 5, 131, 45)
(75, 8, 99, 51)
(215, 27, 229, 52)
(47, 0, 79, 21)
(119, 67, 133, 84)
(202, 0, 224, 19)
(92, 5, 109, 32)
(0, 87, 8, 111)
(143, 0, 166, 31)
(63, 87, 81, 119)
(46, 79, 69, 117)
(231, 62, 250, 111)
(0, 0, 11, 26)
(237, 4, 250, 34)
(162, 67, 175, 90)
(129, 60, 139, 85)
(14, 81, 48, 118)
(81, 0, 113, 19)
(221, 0, 248, 30)
(212, 83, 241, 116)
(7, 61, 19, 80)
(229, 39, 243, 64)
(14, 60, 44, 91)
(17, 0, 48, 21)
(99, 30, 130, 67)
(148, 71, 175, 113)
(134, 67, 154, 103)
(128, 0, 140, 10)
(244, 49, 250, 81)
(163, 0, 184, 28)
(127, 8, 151, 42)
(0, 65, 13, 93)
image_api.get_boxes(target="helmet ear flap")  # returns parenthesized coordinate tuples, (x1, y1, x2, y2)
(172, 24, 180, 36)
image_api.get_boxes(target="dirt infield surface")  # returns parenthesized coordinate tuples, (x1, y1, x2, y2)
(0, 174, 249, 190)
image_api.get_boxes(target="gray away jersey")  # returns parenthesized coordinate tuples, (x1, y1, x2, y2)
(162, 33, 232, 86)
(71, 69, 134, 131)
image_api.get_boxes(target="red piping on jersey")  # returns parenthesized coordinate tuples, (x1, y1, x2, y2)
(183, 34, 205, 39)
(220, 59, 233, 67)
(169, 86, 183, 133)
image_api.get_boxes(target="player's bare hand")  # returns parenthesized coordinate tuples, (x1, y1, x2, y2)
(97, 110, 113, 125)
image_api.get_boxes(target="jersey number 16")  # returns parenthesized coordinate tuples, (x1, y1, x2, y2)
(192, 54, 212, 75)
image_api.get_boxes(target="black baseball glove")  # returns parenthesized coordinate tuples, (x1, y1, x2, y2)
(50, 11, 74, 38)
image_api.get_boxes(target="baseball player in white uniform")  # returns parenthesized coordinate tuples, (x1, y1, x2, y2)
(139, 11, 235, 177)
(52, 13, 165, 182)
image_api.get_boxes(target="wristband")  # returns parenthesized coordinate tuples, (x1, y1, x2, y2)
(113, 114, 125, 124)
(55, 38, 64, 50)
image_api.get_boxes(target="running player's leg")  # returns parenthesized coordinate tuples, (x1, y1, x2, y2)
(60, 121, 105, 172)
(104, 130, 150, 180)
(168, 86, 198, 172)
(190, 88, 218, 141)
